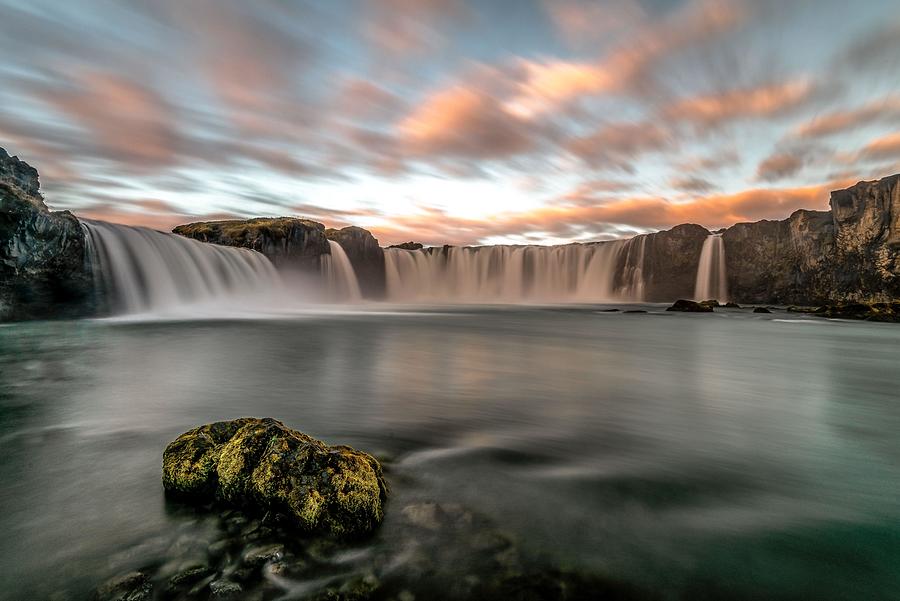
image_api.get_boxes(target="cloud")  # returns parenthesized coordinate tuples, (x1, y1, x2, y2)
(670, 175, 717, 192)
(29, 70, 181, 167)
(838, 20, 900, 72)
(542, 0, 646, 44)
(567, 121, 673, 170)
(398, 81, 537, 160)
(756, 152, 805, 181)
(859, 131, 900, 161)
(364, 0, 471, 55)
(792, 96, 900, 139)
(370, 180, 846, 246)
(664, 79, 817, 128)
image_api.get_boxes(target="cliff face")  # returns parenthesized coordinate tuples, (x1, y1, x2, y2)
(173, 218, 329, 271)
(0, 148, 92, 320)
(722, 210, 835, 304)
(718, 174, 899, 304)
(325, 226, 386, 298)
(638, 224, 710, 301)
(829, 174, 900, 301)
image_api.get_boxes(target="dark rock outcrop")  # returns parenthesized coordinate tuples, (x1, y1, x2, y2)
(637, 224, 710, 301)
(162, 418, 388, 536)
(666, 299, 713, 312)
(812, 301, 900, 322)
(752, 307, 772, 313)
(0, 148, 92, 321)
(325, 225, 386, 298)
(173, 218, 329, 271)
(388, 241, 424, 251)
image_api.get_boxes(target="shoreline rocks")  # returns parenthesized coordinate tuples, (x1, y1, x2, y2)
(162, 418, 388, 537)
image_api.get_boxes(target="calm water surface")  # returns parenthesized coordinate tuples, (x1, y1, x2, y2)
(1, 306, 900, 599)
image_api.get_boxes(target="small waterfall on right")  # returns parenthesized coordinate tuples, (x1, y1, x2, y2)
(694, 234, 728, 302)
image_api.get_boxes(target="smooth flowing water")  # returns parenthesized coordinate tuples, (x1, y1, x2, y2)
(695, 235, 728, 302)
(384, 237, 648, 303)
(2, 307, 900, 600)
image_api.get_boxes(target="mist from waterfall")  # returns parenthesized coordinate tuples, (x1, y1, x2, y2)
(384, 236, 648, 303)
(694, 234, 728, 302)
(321, 240, 362, 302)
(82, 220, 287, 315)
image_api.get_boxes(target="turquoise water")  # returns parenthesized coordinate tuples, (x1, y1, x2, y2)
(1, 306, 899, 599)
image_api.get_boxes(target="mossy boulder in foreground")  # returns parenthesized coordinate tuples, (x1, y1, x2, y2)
(162, 418, 387, 536)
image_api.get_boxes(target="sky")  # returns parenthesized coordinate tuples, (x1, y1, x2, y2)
(1, 0, 899, 246)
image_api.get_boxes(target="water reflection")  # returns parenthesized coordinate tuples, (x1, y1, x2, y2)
(1, 308, 900, 599)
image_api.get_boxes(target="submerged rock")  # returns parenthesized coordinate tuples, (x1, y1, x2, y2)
(162, 418, 388, 536)
(814, 302, 900, 322)
(665, 299, 713, 313)
(753, 307, 772, 313)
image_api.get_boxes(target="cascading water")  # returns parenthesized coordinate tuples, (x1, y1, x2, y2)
(82, 220, 285, 315)
(694, 234, 728, 302)
(321, 240, 362, 302)
(383, 237, 649, 303)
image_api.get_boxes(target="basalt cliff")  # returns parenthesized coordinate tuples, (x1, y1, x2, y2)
(1, 146, 898, 319)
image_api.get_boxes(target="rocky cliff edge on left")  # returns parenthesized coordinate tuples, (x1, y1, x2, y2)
(0, 147, 93, 321)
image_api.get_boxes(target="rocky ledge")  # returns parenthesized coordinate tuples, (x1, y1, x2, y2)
(162, 418, 388, 537)
(173, 218, 330, 271)
(0, 147, 92, 320)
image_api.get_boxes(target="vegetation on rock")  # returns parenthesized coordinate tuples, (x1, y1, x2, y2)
(162, 418, 388, 536)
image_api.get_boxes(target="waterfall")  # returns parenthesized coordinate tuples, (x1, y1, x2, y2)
(82, 220, 284, 315)
(383, 237, 648, 303)
(321, 240, 362, 302)
(694, 234, 728, 302)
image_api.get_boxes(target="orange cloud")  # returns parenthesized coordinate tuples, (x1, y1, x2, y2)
(399, 83, 535, 159)
(792, 96, 900, 139)
(369, 180, 850, 246)
(859, 131, 900, 160)
(32, 71, 178, 167)
(665, 79, 816, 127)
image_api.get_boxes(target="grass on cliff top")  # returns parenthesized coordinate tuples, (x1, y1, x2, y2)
(173, 217, 324, 239)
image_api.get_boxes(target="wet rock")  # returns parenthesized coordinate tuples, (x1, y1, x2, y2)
(0, 147, 93, 321)
(699, 299, 720, 308)
(753, 307, 772, 313)
(623, 309, 647, 313)
(724, 302, 741, 308)
(162, 418, 388, 536)
(814, 301, 900, 322)
(598, 308, 620, 312)
(665, 299, 713, 313)
(164, 563, 214, 596)
(209, 579, 242, 598)
(93, 571, 152, 601)
(241, 543, 285, 567)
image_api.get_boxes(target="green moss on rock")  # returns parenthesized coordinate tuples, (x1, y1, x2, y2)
(162, 418, 387, 536)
